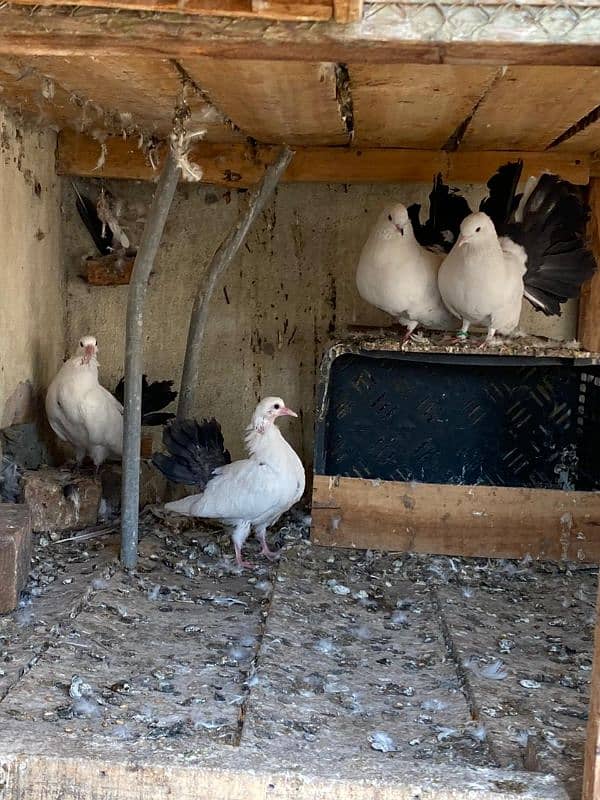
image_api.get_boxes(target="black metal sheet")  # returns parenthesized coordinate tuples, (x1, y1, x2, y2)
(315, 352, 600, 491)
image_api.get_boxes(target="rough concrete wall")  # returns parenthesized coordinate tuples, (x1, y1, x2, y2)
(0, 107, 64, 430)
(63, 180, 577, 465)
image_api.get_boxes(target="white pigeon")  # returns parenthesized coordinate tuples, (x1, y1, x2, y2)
(45, 335, 123, 468)
(356, 203, 459, 341)
(163, 397, 305, 568)
(437, 212, 527, 344)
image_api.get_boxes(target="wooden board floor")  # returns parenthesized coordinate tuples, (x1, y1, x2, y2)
(0, 515, 595, 800)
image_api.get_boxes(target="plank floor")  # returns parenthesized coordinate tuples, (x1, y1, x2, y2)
(0, 516, 595, 800)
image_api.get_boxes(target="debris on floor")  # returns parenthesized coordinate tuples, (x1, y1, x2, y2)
(0, 513, 594, 799)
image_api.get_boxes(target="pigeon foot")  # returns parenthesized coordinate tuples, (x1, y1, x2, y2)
(261, 544, 281, 562)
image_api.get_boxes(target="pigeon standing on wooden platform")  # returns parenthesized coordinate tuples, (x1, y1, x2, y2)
(153, 397, 305, 568)
(437, 162, 596, 343)
(46, 336, 178, 468)
(355, 203, 460, 342)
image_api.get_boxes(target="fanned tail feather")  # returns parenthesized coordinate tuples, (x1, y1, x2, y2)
(114, 375, 178, 426)
(152, 417, 231, 488)
(409, 174, 472, 252)
(479, 160, 523, 230)
(501, 174, 596, 315)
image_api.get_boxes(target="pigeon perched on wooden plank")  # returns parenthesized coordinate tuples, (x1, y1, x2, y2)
(438, 212, 526, 343)
(438, 163, 596, 343)
(46, 336, 123, 469)
(356, 203, 459, 341)
(153, 397, 305, 568)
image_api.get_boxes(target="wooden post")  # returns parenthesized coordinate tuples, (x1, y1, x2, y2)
(583, 581, 600, 800)
(578, 178, 600, 352)
(177, 145, 293, 420)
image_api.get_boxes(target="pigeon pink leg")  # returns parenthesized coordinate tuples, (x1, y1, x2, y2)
(255, 525, 280, 562)
(232, 522, 254, 569)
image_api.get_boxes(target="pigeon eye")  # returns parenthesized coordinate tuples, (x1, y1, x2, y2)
(79, 340, 83, 347)
(388, 214, 393, 222)
(274, 403, 280, 410)
(475, 226, 481, 233)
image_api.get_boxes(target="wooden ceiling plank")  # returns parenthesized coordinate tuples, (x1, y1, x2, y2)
(24, 55, 241, 141)
(2, 8, 600, 65)
(180, 58, 348, 145)
(554, 120, 600, 154)
(56, 130, 590, 185)
(460, 66, 600, 151)
(349, 64, 499, 148)
(9, 0, 332, 22)
(0, 55, 82, 132)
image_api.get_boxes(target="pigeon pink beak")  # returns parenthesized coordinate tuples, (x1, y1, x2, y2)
(277, 406, 298, 418)
(83, 344, 95, 364)
(456, 234, 469, 248)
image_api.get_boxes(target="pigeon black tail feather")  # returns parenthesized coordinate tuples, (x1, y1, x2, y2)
(502, 175, 596, 316)
(72, 182, 113, 256)
(479, 160, 523, 231)
(411, 173, 472, 252)
(114, 375, 178, 426)
(152, 417, 231, 488)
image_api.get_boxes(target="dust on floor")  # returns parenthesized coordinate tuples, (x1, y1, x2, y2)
(0, 512, 595, 800)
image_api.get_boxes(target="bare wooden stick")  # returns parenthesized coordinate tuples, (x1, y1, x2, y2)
(121, 148, 181, 569)
(177, 145, 293, 419)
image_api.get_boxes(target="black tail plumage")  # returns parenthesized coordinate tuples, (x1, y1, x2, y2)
(409, 174, 472, 252)
(152, 418, 231, 488)
(72, 182, 113, 256)
(479, 160, 523, 231)
(500, 174, 596, 315)
(414, 161, 596, 316)
(113, 375, 178, 426)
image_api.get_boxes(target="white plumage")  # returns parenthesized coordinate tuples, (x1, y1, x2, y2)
(356, 203, 459, 340)
(165, 397, 305, 568)
(438, 212, 527, 344)
(45, 335, 123, 468)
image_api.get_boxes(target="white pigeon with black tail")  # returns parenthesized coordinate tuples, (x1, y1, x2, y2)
(153, 397, 305, 568)
(356, 204, 459, 341)
(437, 163, 596, 343)
(46, 336, 178, 468)
(45, 336, 123, 469)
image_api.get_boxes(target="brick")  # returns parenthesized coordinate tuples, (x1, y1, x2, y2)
(0, 504, 32, 614)
(22, 469, 101, 533)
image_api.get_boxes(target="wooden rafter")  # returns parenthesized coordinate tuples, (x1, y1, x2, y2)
(56, 130, 591, 185)
(0, 7, 599, 66)
(8, 0, 333, 23)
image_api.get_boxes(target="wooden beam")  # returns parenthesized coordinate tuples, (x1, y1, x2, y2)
(578, 179, 600, 351)
(9, 0, 332, 23)
(311, 475, 600, 562)
(1, 7, 600, 65)
(56, 131, 591, 185)
(332, 0, 363, 23)
(583, 582, 600, 800)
